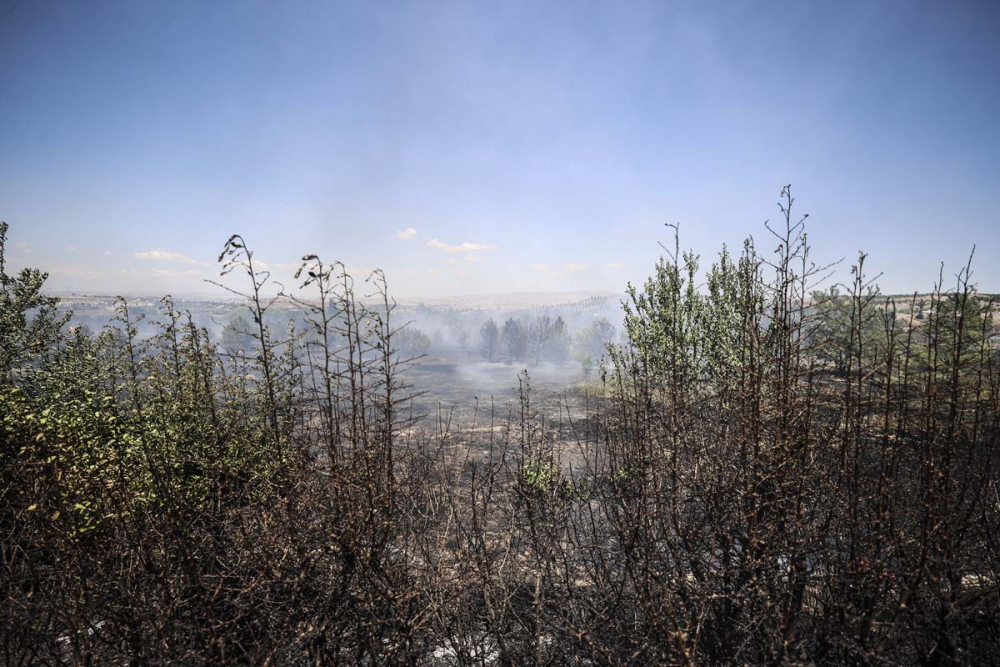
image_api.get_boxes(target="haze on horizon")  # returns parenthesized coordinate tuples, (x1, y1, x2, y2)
(1, 1, 998, 299)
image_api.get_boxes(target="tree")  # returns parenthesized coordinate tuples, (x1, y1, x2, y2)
(221, 313, 255, 353)
(395, 326, 432, 358)
(0, 221, 69, 384)
(501, 317, 527, 362)
(544, 316, 571, 363)
(573, 317, 616, 374)
(480, 318, 499, 362)
(529, 315, 552, 364)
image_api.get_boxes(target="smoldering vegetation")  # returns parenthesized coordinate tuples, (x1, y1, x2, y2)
(2, 188, 999, 666)
(57, 275, 623, 421)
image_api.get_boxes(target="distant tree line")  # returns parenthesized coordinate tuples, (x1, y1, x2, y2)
(478, 314, 615, 373)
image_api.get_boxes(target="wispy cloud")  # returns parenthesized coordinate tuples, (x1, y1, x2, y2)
(67, 246, 79, 253)
(395, 227, 418, 240)
(530, 262, 589, 276)
(102, 250, 113, 257)
(50, 264, 207, 283)
(148, 268, 204, 277)
(47, 264, 100, 279)
(606, 261, 626, 268)
(427, 239, 498, 254)
(14, 240, 32, 254)
(134, 249, 203, 265)
(252, 259, 300, 271)
(120, 267, 204, 278)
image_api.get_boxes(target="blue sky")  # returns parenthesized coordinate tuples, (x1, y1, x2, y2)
(1, 0, 998, 297)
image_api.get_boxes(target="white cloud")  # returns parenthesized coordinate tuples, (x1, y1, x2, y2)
(425, 268, 441, 274)
(134, 249, 202, 265)
(67, 246, 79, 253)
(427, 239, 498, 254)
(103, 250, 114, 257)
(395, 227, 418, 240)
(119, 267, 204, 278)
(529, 262, 590, 276)
(149, 268, 204, 277)
(606, 261, 626, 268)
(251, 259, 298, 271)
(47, 264, 101, 279)
(14, 240, 31, 254)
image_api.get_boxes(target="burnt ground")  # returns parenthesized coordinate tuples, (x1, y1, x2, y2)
(397, 353, 608, 474)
